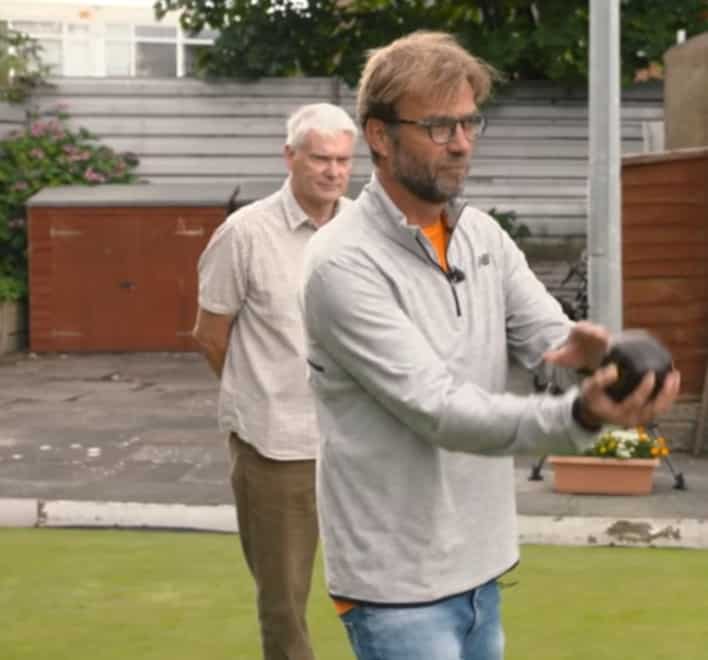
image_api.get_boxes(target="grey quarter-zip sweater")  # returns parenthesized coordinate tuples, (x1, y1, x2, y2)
(301, 173, 596, 604)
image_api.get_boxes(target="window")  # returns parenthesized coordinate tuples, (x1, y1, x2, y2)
(105, 24, 131, 40)
(185, 44, 209, 76)
(64, 23, 94, 76)
(11, 20, 61, 35)
(37, 39, 63, 74)
(136, 43, 177, 77)
(12, 20, 63, 74)
(105, 41, 132, 76)
(105, 24, 132, 76)
(135, 25, 177, 40)
(135, 24, 178, 77)
(7, 19, 216, 78)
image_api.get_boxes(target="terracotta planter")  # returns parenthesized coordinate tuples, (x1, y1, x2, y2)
(549, 456, 660, 496)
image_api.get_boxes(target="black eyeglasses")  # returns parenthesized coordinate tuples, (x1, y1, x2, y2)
(384, 113, 487, 145)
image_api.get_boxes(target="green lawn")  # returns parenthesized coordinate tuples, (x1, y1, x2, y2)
(1, 529, 705, 659)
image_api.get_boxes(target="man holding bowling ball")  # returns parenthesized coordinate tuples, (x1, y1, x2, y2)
(301, 31, 681, 660)
(545, 325, 678, 430)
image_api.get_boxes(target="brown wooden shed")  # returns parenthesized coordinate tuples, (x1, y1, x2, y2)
(26, 181, 276, 352)
(621, 147, 708, 396)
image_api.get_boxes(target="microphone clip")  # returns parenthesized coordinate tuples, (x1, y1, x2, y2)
(447, 267, 466, 284)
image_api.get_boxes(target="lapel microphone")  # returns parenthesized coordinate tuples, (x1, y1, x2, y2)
(447, 267, 466, 283)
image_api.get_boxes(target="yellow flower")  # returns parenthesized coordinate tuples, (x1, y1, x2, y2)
(589, 426, 671, 459)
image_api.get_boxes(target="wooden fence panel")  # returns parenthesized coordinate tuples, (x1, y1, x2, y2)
(7, 77, 664, 241)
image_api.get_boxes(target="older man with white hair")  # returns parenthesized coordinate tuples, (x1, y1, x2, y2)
(193, 102, 358, 660)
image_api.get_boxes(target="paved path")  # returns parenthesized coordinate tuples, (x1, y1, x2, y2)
(1, 351, 706, 548)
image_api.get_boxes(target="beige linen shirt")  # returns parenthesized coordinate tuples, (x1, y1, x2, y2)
(197, 179, 350, 460)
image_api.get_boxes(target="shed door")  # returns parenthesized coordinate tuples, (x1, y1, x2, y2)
(39, 206, 222, 352)
(136, 208, 219, 350)
(50, 209, 140, 351)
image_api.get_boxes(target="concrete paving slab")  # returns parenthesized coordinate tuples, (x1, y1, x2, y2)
(0, 351, 229, 506)
(0, 350, 707, 548)
(0, 498, 38, 527)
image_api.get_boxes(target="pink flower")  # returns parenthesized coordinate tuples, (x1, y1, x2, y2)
(47, 119, 65, 139)
(13, 181, 29, 191)
(30, 148, 45, 159)
(30, 121, 47, 137)
(68, 151, 91, 162)
(84, 167, 106, 184)
(64, 145, 91, 161)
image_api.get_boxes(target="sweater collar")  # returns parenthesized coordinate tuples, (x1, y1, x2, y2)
(362, 172, 466, 237)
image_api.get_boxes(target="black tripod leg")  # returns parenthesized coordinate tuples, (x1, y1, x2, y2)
(662, 455, 687, 490)
(647, 423, 687, 490)
(529, 455, 547, 481)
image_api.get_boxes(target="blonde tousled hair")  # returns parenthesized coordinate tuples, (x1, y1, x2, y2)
(356, 31, 498, 127)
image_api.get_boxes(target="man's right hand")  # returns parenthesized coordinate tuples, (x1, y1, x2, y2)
(577, 364, 681, 430)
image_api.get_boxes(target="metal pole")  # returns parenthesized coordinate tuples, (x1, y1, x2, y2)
(588, 0, 622, 332)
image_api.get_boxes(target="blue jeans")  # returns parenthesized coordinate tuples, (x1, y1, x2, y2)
(340, 580, 504, 660)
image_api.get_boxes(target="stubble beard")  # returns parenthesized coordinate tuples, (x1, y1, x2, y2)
(392, 147, 468, 204)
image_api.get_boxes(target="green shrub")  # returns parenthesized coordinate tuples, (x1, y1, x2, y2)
(487, 207, 531, 245)
(0, 273, 25, 302)
(0, 107, 139, 301)
(0, 25, 51, 104)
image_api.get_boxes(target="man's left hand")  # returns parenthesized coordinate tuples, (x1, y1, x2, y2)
(543, 321, 610, 372)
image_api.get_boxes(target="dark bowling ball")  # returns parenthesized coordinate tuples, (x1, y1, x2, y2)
(601, 330, 673, 402)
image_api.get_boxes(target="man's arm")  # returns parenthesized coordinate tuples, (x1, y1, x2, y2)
(303, 257, 593, 457)
(304, 255, 678, 457)
(193, 307, 234, 378)
(194, 213, 248, 378)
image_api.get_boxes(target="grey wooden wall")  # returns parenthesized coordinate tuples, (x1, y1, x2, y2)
(1, 76, 663, 241)
(0, 101, 25, 137)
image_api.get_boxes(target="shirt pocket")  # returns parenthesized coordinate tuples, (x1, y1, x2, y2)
(248, 254, 302, 324)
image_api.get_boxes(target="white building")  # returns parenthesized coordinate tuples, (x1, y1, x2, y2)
(0, 0, 216, 77)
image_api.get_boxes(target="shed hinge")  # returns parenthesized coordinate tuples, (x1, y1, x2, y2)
(50, 227, 83, 238)
(175, 228, 205, 237)
(175, 218, 204, 237)
(52, 330, 83, 337)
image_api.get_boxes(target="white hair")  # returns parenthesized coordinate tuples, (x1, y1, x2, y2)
(286, 103, 358, 148)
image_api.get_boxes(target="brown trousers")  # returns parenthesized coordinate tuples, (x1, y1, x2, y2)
(229, 433, 318, 660)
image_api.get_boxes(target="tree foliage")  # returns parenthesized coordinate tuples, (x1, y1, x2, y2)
(153, 0, 708, 87)
(0, 25, 52, 104)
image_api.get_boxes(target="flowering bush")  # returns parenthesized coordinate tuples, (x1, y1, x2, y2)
(0, 107, 139, 301)
(584, 426, 669, 460)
